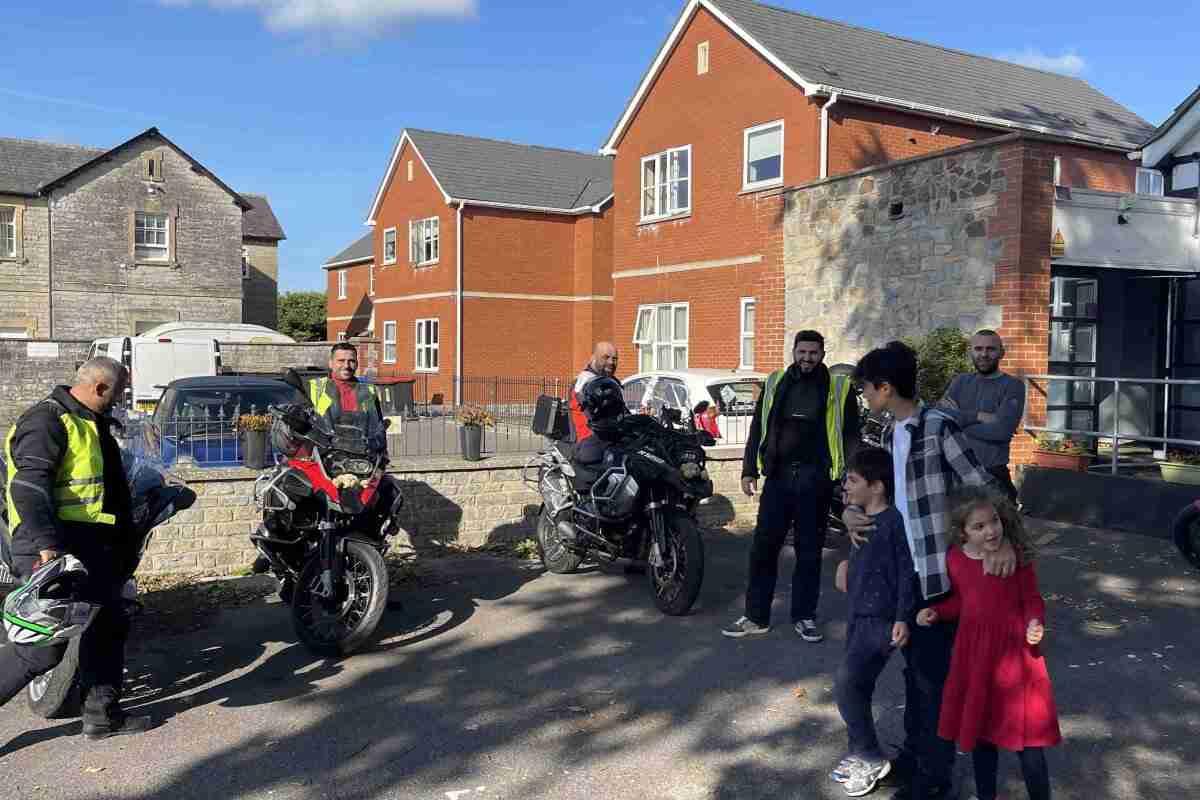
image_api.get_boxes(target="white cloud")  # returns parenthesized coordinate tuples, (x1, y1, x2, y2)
(996, 47, 1086, 77)
(163, 0, 476, 34)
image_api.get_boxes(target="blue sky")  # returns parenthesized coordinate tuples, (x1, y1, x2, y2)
(4, 1, 1194, 294)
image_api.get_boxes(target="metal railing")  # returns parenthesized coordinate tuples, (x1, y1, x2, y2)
(1023, 373, 1200, 475)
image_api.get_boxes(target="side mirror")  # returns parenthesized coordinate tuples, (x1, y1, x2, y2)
(383, 418, 392, 430)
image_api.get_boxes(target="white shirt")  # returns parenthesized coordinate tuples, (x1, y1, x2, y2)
(891, 414, 919, 570)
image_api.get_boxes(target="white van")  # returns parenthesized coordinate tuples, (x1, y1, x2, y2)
(136, 322, 295, 344)
(88, 336, 221, 411)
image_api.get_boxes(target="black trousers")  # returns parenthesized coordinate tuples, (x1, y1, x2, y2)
(972, 741, 1051, 800)
(0, 554, 130, 713)
(835, 616, 895, 761)
(743, 463, 832, 626)
(899, 581, 956, 793)
(987, 465, 1019, 503)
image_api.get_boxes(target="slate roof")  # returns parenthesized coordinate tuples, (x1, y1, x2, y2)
(241, 193, 287, 241)
(406, 128, 613, 209)
(0, 137, 104, 195)
(607, 0, 1154, 151)
(1140, 85, 1200, 148)
(323, 232, 374, 268)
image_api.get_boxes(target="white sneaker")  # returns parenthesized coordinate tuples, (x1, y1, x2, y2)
(721, 616, 770, 638)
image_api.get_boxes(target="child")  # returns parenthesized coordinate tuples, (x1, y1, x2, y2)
(916, 487, 1061, 800)
(831, 447, 915, 797)
(692, 400, 721, 439)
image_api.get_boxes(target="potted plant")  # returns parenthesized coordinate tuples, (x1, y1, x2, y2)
(455, 405, 495, 462)
(1031, 433, 1092, 472)
(234, 413, 273, 469)
(1160, 449, 1200, 485)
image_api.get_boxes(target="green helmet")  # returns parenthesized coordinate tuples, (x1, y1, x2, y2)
(2, 555, 99, 647)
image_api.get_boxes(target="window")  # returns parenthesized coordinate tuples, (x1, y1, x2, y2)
(415, 318, 439, 371)
(134, 211, 169, 261)
(743, 121, 783, 189)
(241, 246, 250, 279)
(337, 269, 347, 300)
(407, 160, 413, 181)
(383, 321, 397, 363)
(1136, 168, 1164, 196)
(368, 263, 375, 296)
(337, 331, 347, 342)
(621, 378, 649, 410)
(144, 151, 163, 182)
(409, 217, 439, 265)
(383, 227, 397, 265)
(633, 302, 688, 371)
(1047, 275, 1099, 437)
(740, 298, 756, 368)
(640, 146, 691, 221)
(697, 41, 709, 74)
(1053, 156, 1062, 186)
(0, 207, 15, 258)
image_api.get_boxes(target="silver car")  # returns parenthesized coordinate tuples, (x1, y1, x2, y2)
(621, 369, 766, 445)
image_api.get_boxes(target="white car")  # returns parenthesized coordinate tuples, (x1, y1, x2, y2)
(621, 369, 766, 445)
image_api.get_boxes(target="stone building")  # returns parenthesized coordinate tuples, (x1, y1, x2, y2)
(0, 127, 285, 338)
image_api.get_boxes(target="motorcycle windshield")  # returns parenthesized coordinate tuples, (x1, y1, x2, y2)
(122, 451, 195, 533)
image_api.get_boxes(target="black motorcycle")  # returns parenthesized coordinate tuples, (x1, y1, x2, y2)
(524, 406, 714, 615)
(1171, 499, 1200, 571)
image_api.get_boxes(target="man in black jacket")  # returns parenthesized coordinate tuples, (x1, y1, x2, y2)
(723, 331, 859, 642)
(0, 357, 153, 740)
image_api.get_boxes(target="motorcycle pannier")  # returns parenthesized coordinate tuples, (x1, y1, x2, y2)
(532, 395, 569, 440)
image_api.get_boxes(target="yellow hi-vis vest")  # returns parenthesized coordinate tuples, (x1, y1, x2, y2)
(5, 401, 117, 531)
(309, 377, 377, 418)
(757, 370, 853, 480)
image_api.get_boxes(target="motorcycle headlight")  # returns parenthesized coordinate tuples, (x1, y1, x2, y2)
(680, 462, 701, 480)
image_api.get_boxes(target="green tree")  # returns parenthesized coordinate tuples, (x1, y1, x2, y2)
(278, 291, 327, 342)
(906, 327, 973, 403)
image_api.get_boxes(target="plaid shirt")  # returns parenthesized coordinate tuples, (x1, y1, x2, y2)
(883, 402, 998, 600)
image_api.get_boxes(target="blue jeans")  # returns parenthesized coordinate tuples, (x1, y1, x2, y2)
(743, 463, 832, 626)
(836, 616, 895, 760)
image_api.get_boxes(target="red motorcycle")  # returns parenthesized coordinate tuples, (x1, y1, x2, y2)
(1171, 500, 1200, 571)
(251, 404, 404, 656)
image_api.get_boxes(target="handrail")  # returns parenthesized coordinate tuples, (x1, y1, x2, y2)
(1022, 373, 1200, 475)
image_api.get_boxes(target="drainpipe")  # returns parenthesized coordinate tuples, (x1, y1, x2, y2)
(456, 200, 465, 406)
(46, 190, 54, 338)
(820, 91, 840, 180)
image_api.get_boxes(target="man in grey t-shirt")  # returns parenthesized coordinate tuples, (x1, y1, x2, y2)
(939, 330, 1026, 501)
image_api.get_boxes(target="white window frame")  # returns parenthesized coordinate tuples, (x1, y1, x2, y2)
(409, 217, 440, 266)
(697, 41, 709, 75)
(368, 262, 375, 296)
(415, 317, 440, 372)
(383, 227, 397, 266)
(382, 321, 397, 364)
(640, 145, 691, 222)
(337, 331, 347, 342)
(337, 269, 347, 300)
(739, 297, 756, 369)
(134, 211, 169, 262)
(632, 302, 689, 371)
(743, 120, 784, 191)
(1136, 167, 1164, 196)
(0, 206, 16, 259)
(1052, 156, 1062, 186)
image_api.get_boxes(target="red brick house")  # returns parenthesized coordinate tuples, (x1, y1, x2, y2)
(326, 129, 613, 402)
(601, 0, 1152, 379)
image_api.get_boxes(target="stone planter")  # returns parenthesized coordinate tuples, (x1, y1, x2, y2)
(459, 424, 483, 462)
(242, 429, 270, 469)
(1031, 450, 1090, 472)
(1159, 461, 1200, 485)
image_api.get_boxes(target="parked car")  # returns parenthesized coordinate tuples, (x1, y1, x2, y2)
(621, 369, 766, 446)
(136, 321, 296, 344)
(144, 375, 307, 466)
(88, 336, 222, 412)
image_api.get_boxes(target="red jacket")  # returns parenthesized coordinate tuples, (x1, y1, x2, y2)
(569, 365, 600, 442)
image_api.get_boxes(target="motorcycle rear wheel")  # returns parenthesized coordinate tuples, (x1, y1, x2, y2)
(26, 636, 82, 719)
(291, 539, 389, 656)
(1171, 502, 1200, 570)
(537, 508, 583, 574)
(649, 512, 705, 616)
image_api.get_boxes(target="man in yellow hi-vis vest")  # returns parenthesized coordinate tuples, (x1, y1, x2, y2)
(0, 357, 154, 739)
(723, 331, 859, 643)
(309, 342, 387, 454)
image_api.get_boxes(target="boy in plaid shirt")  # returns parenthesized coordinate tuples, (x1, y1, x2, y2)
(846, 341, 1016, 800)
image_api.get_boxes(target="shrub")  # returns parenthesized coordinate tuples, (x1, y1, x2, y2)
(455, 405, 495, 428)
(906, 327, 973, 404)
(234, 413, 272, 433)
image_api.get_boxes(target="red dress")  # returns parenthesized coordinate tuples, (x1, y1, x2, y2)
(932, 547, 1062, 752)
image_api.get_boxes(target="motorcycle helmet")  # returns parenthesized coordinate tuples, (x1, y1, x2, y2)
(3, 555, 99, 647)
(580, 377, 627, 440)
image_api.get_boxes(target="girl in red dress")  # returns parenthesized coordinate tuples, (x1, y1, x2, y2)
(916, 487, 1061, 800)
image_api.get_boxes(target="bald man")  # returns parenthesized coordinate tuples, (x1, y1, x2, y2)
(1, 358, 154, 739)
(569, 342, 619, 442)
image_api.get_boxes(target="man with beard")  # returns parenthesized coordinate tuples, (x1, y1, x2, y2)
(309, 342, 387, 454)
(939, 330, 1025, 501)
(724, 330, 859, 642)
(568, 342, 618, 442)
(0, 358, 154, 739)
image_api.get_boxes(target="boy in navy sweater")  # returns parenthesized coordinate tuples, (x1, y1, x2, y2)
(831, 447, 916, 797)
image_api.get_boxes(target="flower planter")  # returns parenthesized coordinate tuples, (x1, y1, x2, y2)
(1031, 450, 1090, 472)
(1159, 461, 1200, 485)
(242, 429, 270, 469)
(459, 423, 483, 462)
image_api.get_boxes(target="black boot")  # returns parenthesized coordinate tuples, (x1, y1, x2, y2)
(81, 686, 155, 741)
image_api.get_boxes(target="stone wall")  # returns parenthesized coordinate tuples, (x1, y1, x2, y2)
(138, 450, 757, 576)
(0, 195, 50, 337)
(0, 339, 92, 428)
(242, 239, 279, 330)
(783, 137, 1011, 366)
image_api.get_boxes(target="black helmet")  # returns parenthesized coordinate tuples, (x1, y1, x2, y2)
(580, 377, 626, 423)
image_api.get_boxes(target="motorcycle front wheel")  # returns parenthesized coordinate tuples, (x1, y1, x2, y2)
(649, 512, 705, 616)
(26, 636, 82, 719)
(291, 539, 389, 656)
(537, 507, 583, 574)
